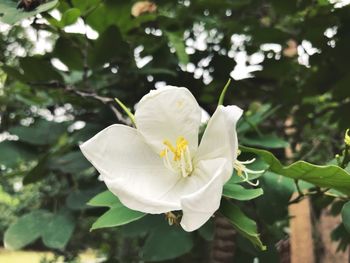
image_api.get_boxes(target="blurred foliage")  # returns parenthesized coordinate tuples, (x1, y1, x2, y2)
(0, 0, 350, 262)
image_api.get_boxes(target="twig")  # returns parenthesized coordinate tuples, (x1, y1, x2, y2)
(28, 81, 131, 124)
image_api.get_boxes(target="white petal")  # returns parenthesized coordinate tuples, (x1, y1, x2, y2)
(180, 158, 228, 232)
(80, 124, 181, 213)
(195, 105, 243, 182)
(135, 86, 202, 154)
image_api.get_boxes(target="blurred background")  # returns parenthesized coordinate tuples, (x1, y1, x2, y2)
(0, 0, 350, 262)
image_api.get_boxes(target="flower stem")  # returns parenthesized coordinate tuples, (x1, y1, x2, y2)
(210, 214, 236, 263)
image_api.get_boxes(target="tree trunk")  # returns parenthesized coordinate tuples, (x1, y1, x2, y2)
(210, 214, 236, 263)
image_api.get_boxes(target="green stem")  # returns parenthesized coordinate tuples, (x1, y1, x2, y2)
(340, 145, 350, 169)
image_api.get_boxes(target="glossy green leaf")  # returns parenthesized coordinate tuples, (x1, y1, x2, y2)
(241, 146, 350, 195)
(220, 200, 266, 250)
(0, 0, 58, 25)
(88, 191, 145, 230)
(223, 183, 263, 200)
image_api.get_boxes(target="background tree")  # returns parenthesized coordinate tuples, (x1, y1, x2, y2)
(0, 0, 350, 262)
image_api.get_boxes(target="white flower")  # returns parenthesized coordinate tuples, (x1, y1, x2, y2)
(80, 86, 243, 232)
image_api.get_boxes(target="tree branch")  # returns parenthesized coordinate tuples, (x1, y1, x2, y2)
(28, 81, 131, 125)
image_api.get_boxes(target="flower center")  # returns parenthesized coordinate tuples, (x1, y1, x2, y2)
(160, 136, 193, 177)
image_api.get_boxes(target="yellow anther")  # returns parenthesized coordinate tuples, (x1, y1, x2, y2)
(165, 212, 179, 226)
(160, 136, 193, 177)
(163, 140, 177, 155)
(160, 149, 166, 157)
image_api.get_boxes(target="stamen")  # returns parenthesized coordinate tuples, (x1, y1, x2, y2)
(163, 140, 176, 155)
(239, 158, 256, 164)
(234, 158, 263, 186)
(160, 136, 193, 177)
(165, 212, 179, 225)
(163, 149, 176, 172)
(185, 146, 193, 172)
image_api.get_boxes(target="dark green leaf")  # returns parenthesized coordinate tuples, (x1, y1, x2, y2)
(0, 141, 35, 167)
(49, 151, 91, 174)
(66, 189, 100, 210)
(342, 201, 350, 233)
(220, 199, 266, 250)
(142, 225, 193, 261)
(23, 154, 50, 184)
(9, 119, 67, 146)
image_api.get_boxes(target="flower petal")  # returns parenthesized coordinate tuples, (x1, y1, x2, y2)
(80, 124, 181, 213)
(195, 105, 243, 182)
(180, 158, 228, 232)
(135, 86, 202, 154)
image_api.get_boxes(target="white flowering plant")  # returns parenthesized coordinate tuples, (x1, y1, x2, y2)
(82, 85, 266, 250)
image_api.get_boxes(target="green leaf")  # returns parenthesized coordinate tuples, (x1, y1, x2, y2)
(241, 146, 350, 195)
(49, 151, 91, 174)
(165, 31, 189, 64)
(142, 225, 193, 261)
(4, 210, 49, 250)
(88, 190, 119, 207)
(240, 134, 289, 149)
(52, 37, 84, 70)
(88, 191, 145, 230)
(220, 200, 266, 250)
(0, 0, 58, 25)
(9, 119, 67, 146)
(4, 210, 75, 250)
(61, 8, 81, 26)
(42, 211, 75, 249)
(23, 154, 50, 184)
(223, 183, 263, 200)
(0, 141, 35, 167)
(237, 104, 279, 134)
(255, 171, 295, 224)
(20, 56, 63, 82)
(91, 207, 145, 230)
(342, 201, 350, 233)
(198, 220, 214, 241)
(89, 26, 130, 67)
(66, 188, 101, 210)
